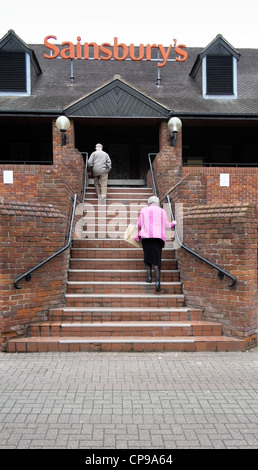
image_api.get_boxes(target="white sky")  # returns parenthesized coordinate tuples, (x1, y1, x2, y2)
(1, 0, 257, 49)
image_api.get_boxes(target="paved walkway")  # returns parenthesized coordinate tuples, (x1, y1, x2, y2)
(0, 349, 258, 450)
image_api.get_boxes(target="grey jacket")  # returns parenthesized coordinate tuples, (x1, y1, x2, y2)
(88, 150, 112, 176)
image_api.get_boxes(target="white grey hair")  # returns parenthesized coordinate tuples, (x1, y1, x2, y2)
(148, 196, 160, 206)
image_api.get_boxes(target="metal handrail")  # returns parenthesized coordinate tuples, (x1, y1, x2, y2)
(148, 153, 157, 196)
(184, 162, 258, 167)
(148, 154, 236, 287)
(14, 194, 77, 289)
(166, 195, 236, 287)
(81, 152, 89, 202)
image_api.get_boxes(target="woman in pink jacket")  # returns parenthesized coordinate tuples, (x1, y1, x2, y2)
(136, 196, 176, 292)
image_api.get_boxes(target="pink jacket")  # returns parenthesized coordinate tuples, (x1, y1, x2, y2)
(136, 203, 176, 243)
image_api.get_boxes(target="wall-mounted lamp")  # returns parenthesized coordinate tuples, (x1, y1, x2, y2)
(55, 115, 71, 146)
(168, 117, 182, 147)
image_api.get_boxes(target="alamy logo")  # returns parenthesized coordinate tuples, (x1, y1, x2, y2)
(74, 200, 183, 249)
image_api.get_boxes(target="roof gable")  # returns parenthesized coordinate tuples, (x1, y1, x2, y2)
(64, 76, 170, 118)
(190, 34, 240, 78)
(0, 30, 41, 75)
(199, 34, 240, 60)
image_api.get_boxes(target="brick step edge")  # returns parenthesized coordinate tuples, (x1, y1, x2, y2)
(49, 307, 203, 321)
(66, 283, 182, 294)
(29, 320, 220, 327)
(29, 321, 222, 337)
(66, 281, 181, 285)
(7, 336, 246, 353)
(65, 294, 185, 298)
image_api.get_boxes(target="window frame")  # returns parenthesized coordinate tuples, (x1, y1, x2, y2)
(202, 55, 237, 100)
(0, 52, 31, 96)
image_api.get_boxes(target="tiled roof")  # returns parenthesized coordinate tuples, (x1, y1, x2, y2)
(1, 33, 258, 117)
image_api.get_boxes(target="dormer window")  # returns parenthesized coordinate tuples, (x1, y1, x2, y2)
(190, 35, 240, 100)
(0, 30, 41, 96)
(0, 51, 27, 93)
(203, 54, 237, 99)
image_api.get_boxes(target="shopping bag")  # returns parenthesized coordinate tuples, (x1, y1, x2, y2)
(124, 223, 141, 248)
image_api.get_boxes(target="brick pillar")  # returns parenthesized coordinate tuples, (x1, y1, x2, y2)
(150, 121, 183, 200)
(52, 118, 85, 202)
(53, 118, 75, 165)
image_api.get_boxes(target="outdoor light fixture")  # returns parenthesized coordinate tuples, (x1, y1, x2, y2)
(168, 117, 182, 147)
(55, 115, 71, 146)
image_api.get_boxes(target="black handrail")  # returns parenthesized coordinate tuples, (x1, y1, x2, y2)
(81, 152, 89, 202)
(166, 195, 236, 287)
(148, 153, 157, 196)
(184, 161, 258, 167)
(147, 154, 236, 287)
(14, 194, 77, 289)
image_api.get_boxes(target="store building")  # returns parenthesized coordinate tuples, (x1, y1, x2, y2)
(0, 30, 257, 351)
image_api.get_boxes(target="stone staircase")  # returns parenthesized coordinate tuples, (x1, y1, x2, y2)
(7, 186, 245, 353)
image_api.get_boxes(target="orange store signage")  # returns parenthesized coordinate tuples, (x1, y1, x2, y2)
(44, 36, 188, 68)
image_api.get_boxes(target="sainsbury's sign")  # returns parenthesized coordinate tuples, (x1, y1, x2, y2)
(44, 36, 188, 68)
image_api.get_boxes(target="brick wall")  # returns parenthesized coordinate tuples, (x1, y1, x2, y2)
(176, 204, 257, 349)
(184, 166, 258, 206)
(0, 202, 69, 344)
(0, 119, 85, 350)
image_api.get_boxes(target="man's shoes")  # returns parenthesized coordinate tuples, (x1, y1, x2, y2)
(155, 282, 161, 292)
(146, 277, 152, 283)
(99, 195, 106, 204)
